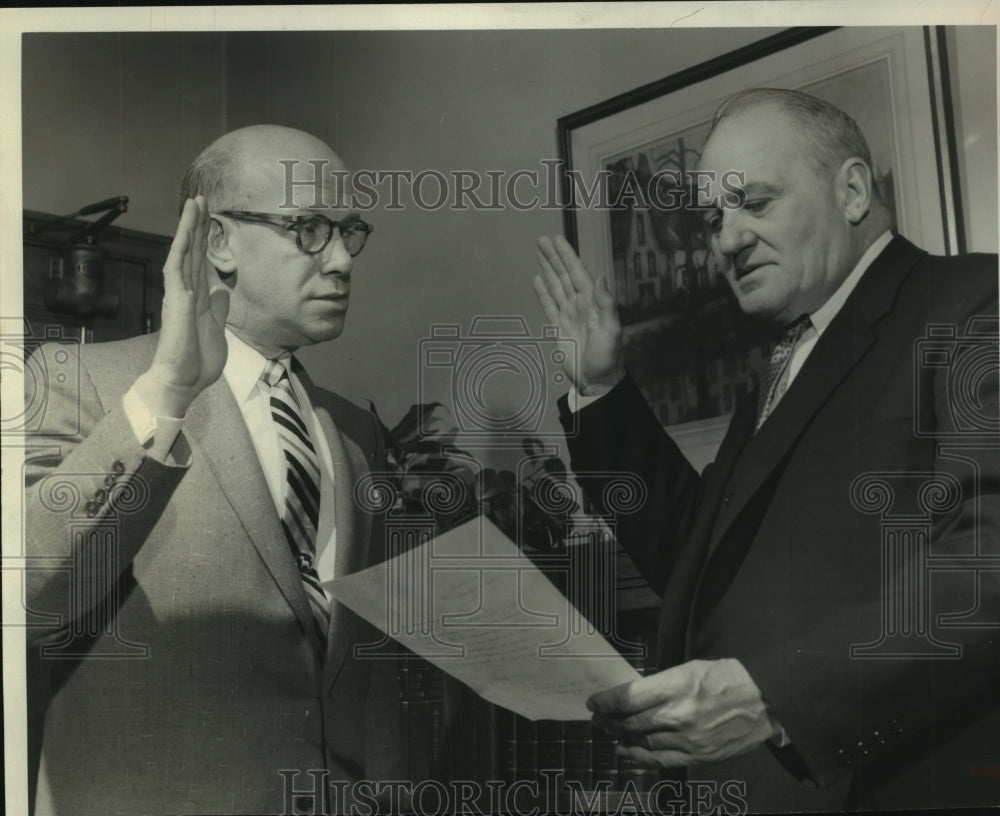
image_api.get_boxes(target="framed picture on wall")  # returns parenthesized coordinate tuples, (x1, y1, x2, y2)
(557, 26, 964, 471)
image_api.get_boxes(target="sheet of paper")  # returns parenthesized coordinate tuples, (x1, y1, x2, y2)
(327, 517, 640, 720)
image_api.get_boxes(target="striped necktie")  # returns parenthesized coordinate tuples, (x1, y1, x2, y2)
(755, 315, 812, 432)
(261, 357, 331, 644)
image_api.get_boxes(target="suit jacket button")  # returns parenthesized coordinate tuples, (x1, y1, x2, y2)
(111, 460, 125, 475)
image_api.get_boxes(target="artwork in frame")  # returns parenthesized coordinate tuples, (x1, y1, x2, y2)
(558, 27, 964, 471)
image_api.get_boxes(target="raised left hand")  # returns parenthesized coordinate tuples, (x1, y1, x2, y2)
(587, 658, 781, 768)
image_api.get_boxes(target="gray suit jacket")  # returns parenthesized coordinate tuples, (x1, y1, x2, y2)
(25, 332, 401, 815)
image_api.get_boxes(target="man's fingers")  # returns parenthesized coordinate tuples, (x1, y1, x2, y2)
(594, 276, 617, 312)
(587, 678, 648, 715)
(191, 196, 209, 299)
(532, 275, 562, 326)
(180, 201, 195, 292)
(536, 249, 571, 311)
(587, 669, 684, 715)
(615, 743, 690, 769)
(537, 235, 569, 280)
(551, 235, 597, 295)
(164, 200, 195, 296)
(592, 706, 679, 738)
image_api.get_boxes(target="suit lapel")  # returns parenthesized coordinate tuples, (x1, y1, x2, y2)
(705, 235, 925, 555)
(183, 376, 320, 649)
(295, 369, 374, 692)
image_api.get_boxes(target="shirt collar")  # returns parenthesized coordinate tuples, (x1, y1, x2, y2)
(223, 328, 291, 403)
(809, 230, 894, 334)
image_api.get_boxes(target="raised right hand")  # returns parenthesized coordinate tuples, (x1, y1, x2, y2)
(533, 235, 625, 396)
(134, 196, 230, 418)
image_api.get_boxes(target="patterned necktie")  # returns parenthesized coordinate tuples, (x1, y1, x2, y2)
(261, 358, 331, 643)
(755, 315, 812, 431)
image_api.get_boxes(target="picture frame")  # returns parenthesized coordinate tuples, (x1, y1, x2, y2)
(557, 26, 965, 471)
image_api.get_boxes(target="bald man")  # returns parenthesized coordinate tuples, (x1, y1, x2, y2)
(25, 126, 399, 815)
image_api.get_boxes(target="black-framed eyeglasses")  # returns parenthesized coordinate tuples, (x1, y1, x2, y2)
(213, 210, 374, 257)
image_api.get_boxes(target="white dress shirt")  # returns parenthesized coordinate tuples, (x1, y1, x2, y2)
(123, 329, 339, 583)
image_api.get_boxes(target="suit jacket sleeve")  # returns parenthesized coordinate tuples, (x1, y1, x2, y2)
(23, 342, 188, 646)
(558, 372, 702, 596)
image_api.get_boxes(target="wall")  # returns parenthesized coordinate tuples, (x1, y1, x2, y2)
(21, 32, 228, 235)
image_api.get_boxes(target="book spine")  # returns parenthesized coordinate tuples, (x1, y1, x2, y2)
(496, 708, 518, 785)
(562, 721, 593, 791)
(400, 658, 445, 782)
(513, 716, 538, 783)
(536, 720, 565, 780)
(591, 725, 618, 788)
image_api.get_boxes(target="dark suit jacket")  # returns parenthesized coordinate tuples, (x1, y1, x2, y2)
(561, 236, 1000, 811)
(25, 332, 402, 815)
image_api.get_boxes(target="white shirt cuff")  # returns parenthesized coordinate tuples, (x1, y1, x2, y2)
(567, 386, 605, 414)
(122, 386, 187, 463)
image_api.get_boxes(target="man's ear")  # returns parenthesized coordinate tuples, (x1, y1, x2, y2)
(207, 217, 237, 274)
(838, 158, 874, 225)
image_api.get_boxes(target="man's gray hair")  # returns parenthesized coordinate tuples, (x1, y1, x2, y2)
(708, 87, 875, 180)
(178, 141, 237, 216)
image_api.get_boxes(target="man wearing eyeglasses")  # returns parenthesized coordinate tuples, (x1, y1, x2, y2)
(25, 125, 397, 816)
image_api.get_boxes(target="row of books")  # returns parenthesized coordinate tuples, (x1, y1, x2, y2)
(497, 713, 660, 793)
(398, 633, 662, 793)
